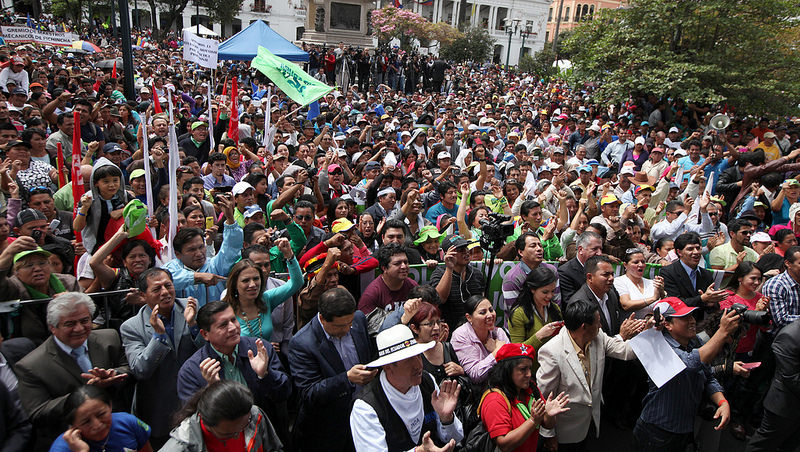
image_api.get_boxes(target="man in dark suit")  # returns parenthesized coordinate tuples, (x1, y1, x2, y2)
(567, 254, 623, 336)
(0, 333, 35, 406)
(288, 287, 377, 452)
(15, 292, 130, 451)
(660, 232, 727, 312)
(745, 318, 800, 452)
(177, 300, 290, 425)
(559, 231, 604, 305)
(120, 268, 205, 448)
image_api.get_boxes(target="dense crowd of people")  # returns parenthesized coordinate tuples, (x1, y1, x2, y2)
(0, 19, 800, 452)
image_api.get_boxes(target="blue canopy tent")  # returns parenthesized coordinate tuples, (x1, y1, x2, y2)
(218, 20, 308, 62)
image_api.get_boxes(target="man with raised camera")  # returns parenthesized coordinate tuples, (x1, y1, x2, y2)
(429, 235, 486, 330)
(633, 297, 740, 452)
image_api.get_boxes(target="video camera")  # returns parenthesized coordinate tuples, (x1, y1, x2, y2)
(479, 212, 514, 252)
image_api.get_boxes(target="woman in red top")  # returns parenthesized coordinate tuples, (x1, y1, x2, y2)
(479, 343, 569, 452)
(720, 261, 769, 355)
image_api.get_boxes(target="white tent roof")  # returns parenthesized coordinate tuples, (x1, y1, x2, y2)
(183, 24, 219, 37)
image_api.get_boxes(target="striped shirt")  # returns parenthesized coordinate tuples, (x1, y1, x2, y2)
(638, 331, 724, 433)
(762, 271, 800, 331)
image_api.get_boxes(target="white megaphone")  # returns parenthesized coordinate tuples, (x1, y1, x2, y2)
(710, 113, 730, 131)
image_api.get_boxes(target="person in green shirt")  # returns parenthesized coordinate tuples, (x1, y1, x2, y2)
(266, 171, 308, 229)
(508, 266, 564, 371)
(232, 181, 256, 227)
(507, 200, 563, 261)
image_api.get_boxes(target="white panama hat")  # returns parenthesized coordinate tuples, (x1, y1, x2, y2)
(366, 325, 436, 368)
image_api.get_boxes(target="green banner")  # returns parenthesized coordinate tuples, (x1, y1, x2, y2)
(251, 46, 333, 106)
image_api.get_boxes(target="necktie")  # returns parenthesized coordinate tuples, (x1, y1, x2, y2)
(71, 347, 92, 373)
(690, 269, 698, 289)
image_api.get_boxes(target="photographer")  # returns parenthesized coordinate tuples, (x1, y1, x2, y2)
(634, 297, 740, 452)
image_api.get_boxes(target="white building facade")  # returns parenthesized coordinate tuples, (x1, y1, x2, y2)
(381, 0, 550, 66)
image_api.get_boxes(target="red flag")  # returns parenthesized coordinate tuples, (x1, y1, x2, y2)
(112, 61, 117, 79)
(70, 111, 84, 272)
(56, 142, 66, 188)
(152, 82, 162, 113)
(227, 77, 239, 144)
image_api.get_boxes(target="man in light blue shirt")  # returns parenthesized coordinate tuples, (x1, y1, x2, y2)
(601, 130, 633, 167)
(165, 197, 242, 306)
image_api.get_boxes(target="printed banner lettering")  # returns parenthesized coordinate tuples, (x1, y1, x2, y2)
(182, 30, 218, 69)
(1, 26, 78, 46)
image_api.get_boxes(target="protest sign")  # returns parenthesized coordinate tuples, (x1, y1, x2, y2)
(182, 29, 218, 69)
(1, 26, 78, 46)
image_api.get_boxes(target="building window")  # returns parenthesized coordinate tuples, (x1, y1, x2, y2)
(588, 5, 594, 19)
(575, 4, 581, 21)
(548, 8, 552, 21)
(545, 31, 549, 42)
(565, 7, 570, 22)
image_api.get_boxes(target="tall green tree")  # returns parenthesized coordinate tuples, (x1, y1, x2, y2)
(565, 0, 800, 115)
(439, 25, 494, 63)
(202, 0, 245, 35)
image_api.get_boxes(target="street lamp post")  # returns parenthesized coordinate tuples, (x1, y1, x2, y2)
(519, 24, 532, 60)
(504, 18, 520, 69)
(196, 0, 200, 34)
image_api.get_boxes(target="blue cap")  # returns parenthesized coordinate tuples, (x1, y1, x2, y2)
(585, 159, 600, 166)
(243, 205, 263, 219)
(578, 165, 592, 173)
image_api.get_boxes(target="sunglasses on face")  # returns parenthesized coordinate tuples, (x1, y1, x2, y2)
(294, 214, 313, 221)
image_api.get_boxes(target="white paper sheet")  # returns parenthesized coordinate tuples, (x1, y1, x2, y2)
(628, 328, 686, 387)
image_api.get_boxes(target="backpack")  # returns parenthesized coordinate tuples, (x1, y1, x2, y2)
(461, 389, 510, 452)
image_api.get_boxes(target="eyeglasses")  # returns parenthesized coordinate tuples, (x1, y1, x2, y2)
(419, 319, 443, 327)
(294, 214, 313, 221)
(329, 170, 343, 176)
(739, 230, 753, 236)
(708, 212, 719, 217)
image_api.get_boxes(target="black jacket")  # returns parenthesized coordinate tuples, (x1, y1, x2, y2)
(566, 284, 624, 336)
(660, 260, 715, 309)
(763, 318, 800, 418)
(288, 310, 376, 452)
(557, 257, 586, 304)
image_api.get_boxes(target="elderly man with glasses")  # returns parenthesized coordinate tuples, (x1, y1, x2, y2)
(15, 292, 130, 450)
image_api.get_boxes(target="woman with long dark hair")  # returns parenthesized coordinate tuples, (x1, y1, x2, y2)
(479, 343, 569, 452)
(508, 267, 563, 366)
(162, 381, 282, 451)
(451, 295, 510, 384)
(408, 302, 465, 383)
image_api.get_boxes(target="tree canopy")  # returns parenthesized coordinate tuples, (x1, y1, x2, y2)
(438, 25, 494, 63)
(565, 0, 800, 115)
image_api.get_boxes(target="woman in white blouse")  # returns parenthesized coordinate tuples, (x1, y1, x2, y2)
(614, 248, 665, 319)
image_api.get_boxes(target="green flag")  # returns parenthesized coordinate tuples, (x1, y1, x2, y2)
(251, 46, 333, 107)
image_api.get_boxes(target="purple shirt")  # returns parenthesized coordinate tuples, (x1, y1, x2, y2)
(501, 261, 561, 315)
(357, 276, 418, 314)
(451, 322, 509, 384)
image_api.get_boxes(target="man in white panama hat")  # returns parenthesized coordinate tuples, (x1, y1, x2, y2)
(350, 324, 464, 452)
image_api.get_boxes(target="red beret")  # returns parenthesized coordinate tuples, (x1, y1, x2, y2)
(495, 343, 536, 362)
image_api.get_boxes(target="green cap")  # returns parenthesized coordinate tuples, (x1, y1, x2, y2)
(13, 247, 51, 264)
(129, 168, 146, 182)
(123, 199, 148, 237)
(191, 121, 207, 131)
(413, 225, 445, 246)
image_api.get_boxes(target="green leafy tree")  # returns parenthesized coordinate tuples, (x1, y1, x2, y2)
(565, 0, 800, 115)
(518, 47, 558, 80)
(439, 25, 494, 63)
(145, 0, 192, 34)
(202, 0, 245, 34)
